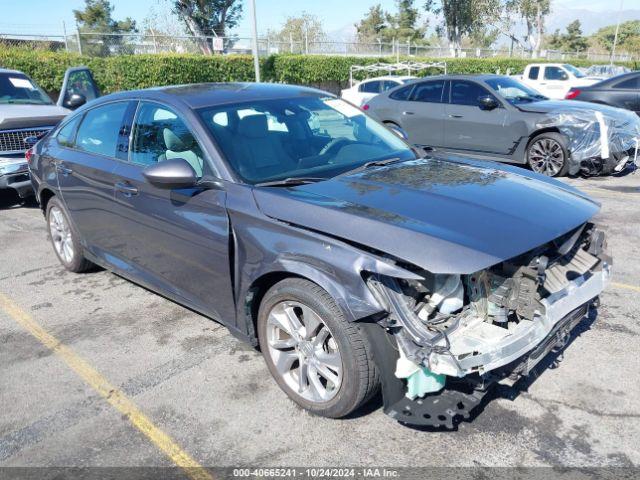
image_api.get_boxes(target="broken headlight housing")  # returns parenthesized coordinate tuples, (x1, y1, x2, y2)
(367, 222, 611, 398)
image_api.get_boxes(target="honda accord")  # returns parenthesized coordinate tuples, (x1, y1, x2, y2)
(28, 83, 611, 427)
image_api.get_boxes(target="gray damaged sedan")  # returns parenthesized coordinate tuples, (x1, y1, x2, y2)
(29, 83, 611, 427)
(366, 75, 639, 177)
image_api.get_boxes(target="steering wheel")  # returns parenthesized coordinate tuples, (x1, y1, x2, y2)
(318, 137, 351, 157)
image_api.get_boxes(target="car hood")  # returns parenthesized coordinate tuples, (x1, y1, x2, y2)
(516, 99, 623, 114)
(0, 104, 69, 130)
(252, 157, 599, 274)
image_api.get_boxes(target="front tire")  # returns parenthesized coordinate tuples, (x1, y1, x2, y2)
(257, 278, 379, 418)
(46, 196, 93, 273)
(527, 132, 570, 177)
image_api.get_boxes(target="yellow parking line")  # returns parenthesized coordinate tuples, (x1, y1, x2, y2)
(0, 292, 213, 480)
(612, 282, 640, 293)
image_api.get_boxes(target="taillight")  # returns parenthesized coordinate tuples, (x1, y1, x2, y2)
(25, 147, 34, 164)
(565, 89, 581, 100)
(362, 104, 370, 111)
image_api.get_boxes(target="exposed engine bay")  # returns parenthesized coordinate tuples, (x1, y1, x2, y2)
(367, 222, 611, 427)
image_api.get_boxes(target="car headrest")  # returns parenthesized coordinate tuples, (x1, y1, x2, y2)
(238, 114, 268, 138)
(163, 126, 195, 152)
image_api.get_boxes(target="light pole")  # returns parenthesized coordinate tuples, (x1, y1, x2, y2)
(249, 0, 260, 82)
(610, 0, 623, 64)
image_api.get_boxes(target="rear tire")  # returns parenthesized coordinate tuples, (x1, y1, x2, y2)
(527, 132, 570, 177)
(258, 278, 379, 418)
(46, 196, 93, 273)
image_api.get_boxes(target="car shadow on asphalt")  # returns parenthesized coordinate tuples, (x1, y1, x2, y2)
(0, 190, 38, 210)
(399, 305, 599, 432)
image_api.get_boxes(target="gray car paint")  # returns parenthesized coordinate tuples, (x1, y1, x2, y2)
(29, 83, 600, 340)
(365, 74, 631, 165)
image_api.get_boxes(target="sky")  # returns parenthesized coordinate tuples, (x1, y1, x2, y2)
(0, 0, 636, 38)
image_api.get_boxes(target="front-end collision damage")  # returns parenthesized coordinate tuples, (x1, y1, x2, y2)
(536, 107, 640, 175)
(364, 222, 611, 428)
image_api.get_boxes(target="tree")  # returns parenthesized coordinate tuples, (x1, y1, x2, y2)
(73, 0, 137, 56)
(385, 0, 427, 42)
(505, 0, 550, 58)
(355, 4, 387, 42)
(425, 0, 500, 55)
(268, 13, 326, 52)
(591, 20, 640, 56)
(172, 0, 243, 54)
(546, 20, 588, 52)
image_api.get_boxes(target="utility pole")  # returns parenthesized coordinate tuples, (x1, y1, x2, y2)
(249, 0, 260, 82)
(62, 21, 69, 52)
(76, 24, 82, 55)
(610, 0, 623, 64)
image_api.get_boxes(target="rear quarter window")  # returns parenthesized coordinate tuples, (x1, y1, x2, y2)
(56, 115, 82, 147)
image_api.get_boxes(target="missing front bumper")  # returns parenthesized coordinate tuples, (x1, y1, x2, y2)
(385, 299, 596, 429)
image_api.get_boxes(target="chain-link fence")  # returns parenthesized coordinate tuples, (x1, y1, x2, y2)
(1, 32, 636, 62)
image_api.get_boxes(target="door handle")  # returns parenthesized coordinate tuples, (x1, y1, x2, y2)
(402, 111, 415, 115)
(448, 114, 464, 119)
(55, 164, 73, 176)
(115, 181, 139, 197)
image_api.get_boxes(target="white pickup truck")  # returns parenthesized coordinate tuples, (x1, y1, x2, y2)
(520, 63, 600, 100)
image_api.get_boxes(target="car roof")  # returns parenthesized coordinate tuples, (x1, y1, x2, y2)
(404, 74, 503, 82)
(359, 76, 417, 82)
(0, 68, 26, 75)
(93, 82, 332, 110)
(596, 71, 640, 87)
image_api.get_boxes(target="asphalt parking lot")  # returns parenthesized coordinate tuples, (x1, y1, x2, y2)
(1, 169, 639, 472)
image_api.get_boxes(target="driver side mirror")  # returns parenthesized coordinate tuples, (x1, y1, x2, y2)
(64, 93, 86, 110)
(478, 95, 499, 111)
(142, 158, 197, 189)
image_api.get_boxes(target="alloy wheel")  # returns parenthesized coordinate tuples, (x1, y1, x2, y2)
(529, 138, 565, 176)
(265, 300, 343, 403)
(49, 206, 74, 264)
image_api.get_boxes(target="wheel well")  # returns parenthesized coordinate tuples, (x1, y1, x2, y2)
(39, 188, 55, 213)
(526, 127, 564, 149)
(245, 272, 305, 347)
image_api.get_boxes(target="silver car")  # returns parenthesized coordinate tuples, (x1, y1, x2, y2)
(366, 74, 640, 177)
(0, 67, 99, 198)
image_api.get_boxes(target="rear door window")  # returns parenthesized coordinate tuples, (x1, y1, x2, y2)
(614, 77, 639, 89)
(359, 81, 381, 93)
(410, 80, 445, 103)
(75, 102, 129, 157)
(381, 80, 399, 91)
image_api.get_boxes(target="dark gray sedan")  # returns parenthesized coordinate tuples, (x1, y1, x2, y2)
(366, 74, 640, 177)
(566, 71, 640, 115)
(28, 83, 611, 428)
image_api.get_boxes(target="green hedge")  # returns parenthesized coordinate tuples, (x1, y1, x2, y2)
(0, 49, 261, 95)
(1, 47, 637, 96)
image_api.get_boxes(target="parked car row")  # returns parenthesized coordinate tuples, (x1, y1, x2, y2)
(348, 68, 639, 177)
